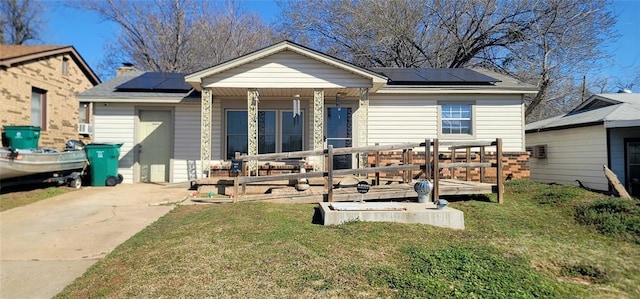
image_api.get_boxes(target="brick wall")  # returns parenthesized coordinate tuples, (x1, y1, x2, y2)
(368, 151, 530, 182)
(205, 151, 530, 181)
(0, 54, 95, 150)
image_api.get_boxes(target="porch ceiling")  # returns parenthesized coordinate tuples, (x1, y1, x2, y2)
(209, 87, 362, 98)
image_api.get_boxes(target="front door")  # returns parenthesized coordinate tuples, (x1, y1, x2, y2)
(326, 107, 352, 169)
(139, 110, 171, 183)
(626, 139, 640, 197)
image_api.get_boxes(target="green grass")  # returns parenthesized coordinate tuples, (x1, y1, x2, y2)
(56, 180, 640, 298)
(574, 198, 640, 244)
(0, 186, 69, 211)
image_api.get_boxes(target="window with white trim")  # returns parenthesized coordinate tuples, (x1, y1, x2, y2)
(31, 87, 47, 129)
(441, 104, 472, 135)
(79, 102, 90, 124)
(62, 57, 69, 76)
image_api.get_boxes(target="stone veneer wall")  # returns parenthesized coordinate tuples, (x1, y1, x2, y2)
(368, 151, 530, 182)
(1, 53, 95, 150)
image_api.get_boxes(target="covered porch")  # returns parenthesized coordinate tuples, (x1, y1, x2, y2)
(184, 41, 388, 176)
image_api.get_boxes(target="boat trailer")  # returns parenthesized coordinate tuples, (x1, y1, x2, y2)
(0, 166, 87, 189)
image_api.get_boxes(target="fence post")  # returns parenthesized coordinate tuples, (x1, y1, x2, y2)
(466, 147, 471, 181)
(496, 138, 504, 204)
(233, 152, 241, 203)
(407, 148, 413, 182)
(433, 139, 439, 202)
(327, 145, 334, 202)
(424, 139, 431, 180)
(375, 143, 380, 186)
(401, 149, 406, 183)
(233, 177, 239, 203)
(451, 145, 456, 179)
(480, 146, 485, 183)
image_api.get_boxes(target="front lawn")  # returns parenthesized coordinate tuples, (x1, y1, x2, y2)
(56, 180, 640, 298)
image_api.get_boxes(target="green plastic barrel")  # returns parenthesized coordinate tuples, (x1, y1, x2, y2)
(3, 126, 41, 149)
(85, 143, 123, 186)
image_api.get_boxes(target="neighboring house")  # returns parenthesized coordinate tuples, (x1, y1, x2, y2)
(78, 41, 537, 184)
(0, 45, 100, 149)
(526, 93, 640, 197)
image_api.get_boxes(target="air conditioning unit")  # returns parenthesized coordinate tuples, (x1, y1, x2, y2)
(78, 123, 92, 135)
(533, 145, 547, 159)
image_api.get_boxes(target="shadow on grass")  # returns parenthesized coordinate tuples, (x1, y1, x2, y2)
(312, 206, 324, 225)
(0, 181, 63, 195)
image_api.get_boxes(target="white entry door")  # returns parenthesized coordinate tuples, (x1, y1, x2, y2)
(138, 110, 171, 183)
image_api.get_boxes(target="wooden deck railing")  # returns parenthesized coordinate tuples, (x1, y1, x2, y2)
(231, 138, 504, 203)
(431, 139, 504, 203)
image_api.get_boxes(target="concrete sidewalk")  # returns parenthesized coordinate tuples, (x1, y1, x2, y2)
(0, 183, 191, 299)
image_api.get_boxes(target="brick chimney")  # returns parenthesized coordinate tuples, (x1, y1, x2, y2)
(116, 62, 137, 76)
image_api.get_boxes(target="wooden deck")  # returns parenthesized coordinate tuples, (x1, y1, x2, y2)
(193, 179, 495, 204)
(194, 138, 505, 204)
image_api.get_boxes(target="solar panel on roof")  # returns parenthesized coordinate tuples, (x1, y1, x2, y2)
(416, 69, 464, 82)
(154, 76, 191, 91)
(447, 69, 499, 83)
(370, 68, 500, 85)
(115, 72, 191, 92)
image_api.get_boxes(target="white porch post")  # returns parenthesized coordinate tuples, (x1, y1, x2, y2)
(247, 89, 259, 174)
(200, 88, 212, 177)
(313, 89, 325, 171)
(358, 88, 369, 169)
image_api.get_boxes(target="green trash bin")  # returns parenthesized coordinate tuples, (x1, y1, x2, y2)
(3, 126, 41, 149)
(85, 143, 123, 186)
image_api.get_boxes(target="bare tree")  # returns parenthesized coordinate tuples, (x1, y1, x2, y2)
(278, 0, 617, 118)
(497, 0, 616, 118)
(278, 0, 536, 68)
(0, 0, 42, 44)
(71, 0, 276, 75)
(191, 1, 276, 68)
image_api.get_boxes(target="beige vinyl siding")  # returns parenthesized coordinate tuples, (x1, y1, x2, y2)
(93, 104, 135, 183)
(171, 104, 201, 182)
(475, 97, 524, 151)
(368, 95, 524, 151)
(368, 95, 438, 145)
(526, 125, 608, 190)
(202, 51, 371, 89)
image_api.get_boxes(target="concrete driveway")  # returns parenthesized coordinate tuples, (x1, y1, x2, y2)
(0, 183, 191, 299)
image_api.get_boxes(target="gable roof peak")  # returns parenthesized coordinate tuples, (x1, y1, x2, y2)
(571, 92, 640, 113)
(0, 44, 100, 85)
(185, 40, 388, 91)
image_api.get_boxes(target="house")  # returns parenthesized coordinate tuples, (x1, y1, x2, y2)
(525, 93, 640, 197)
(78, 41, 537, 184)
(0, 45, 101, 149)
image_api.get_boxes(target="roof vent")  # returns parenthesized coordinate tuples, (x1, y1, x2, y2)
(617, 89, 632, 93)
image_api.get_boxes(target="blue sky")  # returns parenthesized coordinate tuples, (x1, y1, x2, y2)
(42, 0, 639, 90)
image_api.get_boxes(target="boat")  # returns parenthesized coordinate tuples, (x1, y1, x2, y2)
(0, 147, 87, 181)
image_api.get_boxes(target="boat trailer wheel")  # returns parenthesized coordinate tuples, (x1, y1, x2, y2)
(69, 178, 82, 189)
